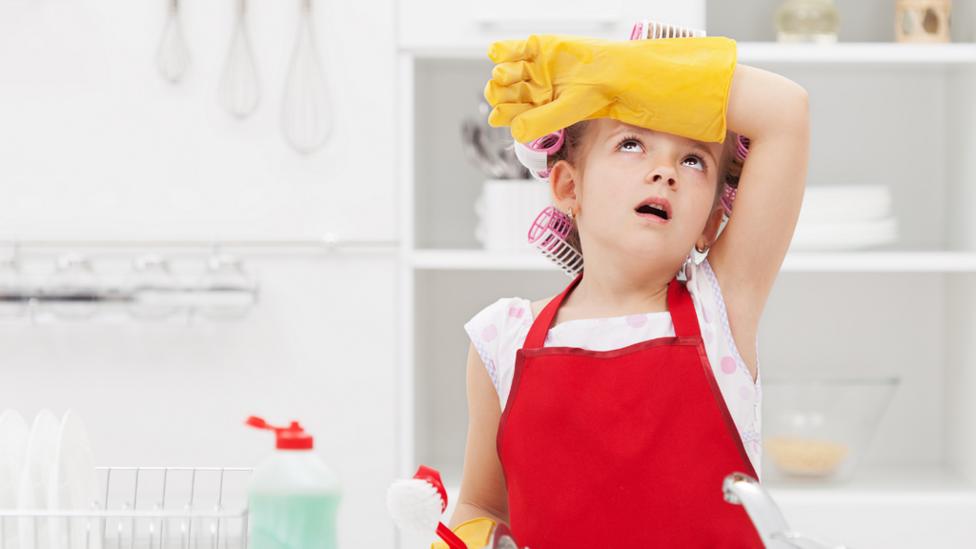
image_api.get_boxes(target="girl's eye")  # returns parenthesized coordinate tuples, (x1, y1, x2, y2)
(616, 135, 707, 173)
(616, 136, 643, 152)
(683, 155, 705, 171)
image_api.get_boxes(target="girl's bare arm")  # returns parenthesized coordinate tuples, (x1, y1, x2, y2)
(448, 342, 511, 529)
(708, 63, 811, 377)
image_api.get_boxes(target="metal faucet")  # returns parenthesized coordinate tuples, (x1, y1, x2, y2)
(722, 472, 851, 549)
(476, 473, 849, 548)
(488, 522, 525, 549)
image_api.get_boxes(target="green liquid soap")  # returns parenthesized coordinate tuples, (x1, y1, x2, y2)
(250, 493, 340, 549)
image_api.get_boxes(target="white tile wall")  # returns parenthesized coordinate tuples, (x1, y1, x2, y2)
(1, 254, 399, 548)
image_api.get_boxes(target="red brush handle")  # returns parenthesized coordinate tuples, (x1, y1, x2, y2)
(435, 522, 468, 549)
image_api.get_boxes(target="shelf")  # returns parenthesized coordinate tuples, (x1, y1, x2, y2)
(401, 41, 976, 66)
(411, 249, 553, 271)
(411, 249, 976, 273)
(402, 4, 976, 547)
(739, 42, 976, 65)
(766, 464, 976, 501)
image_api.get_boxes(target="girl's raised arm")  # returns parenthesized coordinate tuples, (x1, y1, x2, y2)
(707, 64, 810, 343)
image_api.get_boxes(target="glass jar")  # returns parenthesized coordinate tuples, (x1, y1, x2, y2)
(775, 0, 840, 43)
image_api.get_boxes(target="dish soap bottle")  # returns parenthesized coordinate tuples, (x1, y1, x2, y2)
(246, 416, 341, 549)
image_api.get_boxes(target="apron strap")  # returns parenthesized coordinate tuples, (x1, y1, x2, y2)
(524, 272, 701, 349)
(523, 272, 583, 349)
(668, 276, 701, 339)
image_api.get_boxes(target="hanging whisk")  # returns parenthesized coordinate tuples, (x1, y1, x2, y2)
(156, 0, 191, 83)
(218, 0, 261, 118)
(281, 0, 334, 154)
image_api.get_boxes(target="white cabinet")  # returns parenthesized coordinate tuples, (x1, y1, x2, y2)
(395, 0, 976, 546)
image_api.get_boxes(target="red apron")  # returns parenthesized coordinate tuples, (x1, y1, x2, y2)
(497, 272, 763, 548)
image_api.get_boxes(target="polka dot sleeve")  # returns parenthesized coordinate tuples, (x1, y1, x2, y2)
(463, 298, 510, 391)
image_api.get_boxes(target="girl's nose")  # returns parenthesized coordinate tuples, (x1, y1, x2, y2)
(646, 166, 677, 186)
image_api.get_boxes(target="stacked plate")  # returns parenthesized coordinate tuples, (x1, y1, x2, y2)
(0, 409, 99, 549)
(790, 184, 898, 250)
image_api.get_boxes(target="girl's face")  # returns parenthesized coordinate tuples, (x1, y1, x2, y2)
(554, 118, 725, 266)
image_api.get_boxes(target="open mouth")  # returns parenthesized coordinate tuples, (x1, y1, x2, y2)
(635, 203, 670, 221)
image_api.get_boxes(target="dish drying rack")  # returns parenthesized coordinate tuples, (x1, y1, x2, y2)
(0, 467, 253, 549)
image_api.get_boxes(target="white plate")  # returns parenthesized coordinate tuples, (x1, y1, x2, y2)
(0, 410, 30, 548)
(18, 409, 60, 549)
(0, 410, 29, 508)
(790, 217, 898, 251)
(47, 410, 100, 549)
(799, 185, 893, 224)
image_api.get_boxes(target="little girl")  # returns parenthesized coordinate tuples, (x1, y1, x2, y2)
(448, 33, 808, 548)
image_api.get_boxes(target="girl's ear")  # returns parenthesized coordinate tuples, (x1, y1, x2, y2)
(549, 159, 580, 211)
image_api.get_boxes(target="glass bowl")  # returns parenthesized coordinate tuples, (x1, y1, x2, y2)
(761, 376, 900, 483)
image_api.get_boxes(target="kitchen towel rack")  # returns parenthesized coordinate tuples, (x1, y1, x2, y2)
(0, 253, 259, 321)
(0, 281, 257, 309)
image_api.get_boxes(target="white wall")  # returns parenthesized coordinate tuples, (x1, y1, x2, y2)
(0, 0, 395, 240)
(0, 1, 399, 547)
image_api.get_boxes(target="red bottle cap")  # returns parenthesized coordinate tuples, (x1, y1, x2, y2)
(246, 416, 314, 450)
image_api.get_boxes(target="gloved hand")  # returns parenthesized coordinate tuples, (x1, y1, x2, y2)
(483, 34, 737, 144)
(430, 517, 497, 549)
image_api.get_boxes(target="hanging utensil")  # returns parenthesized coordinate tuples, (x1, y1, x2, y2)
(460, 95, 529, 180)
(45, 254, 100, 320)
(460, 119, 496, 176)
(281, 0, 333, 154)
(156, 0, 191, 83)
(475, 97, 526, 178)
(0, 255, 26, 318)
(218, 0, 261, 118)
(462, 120, 517, 179)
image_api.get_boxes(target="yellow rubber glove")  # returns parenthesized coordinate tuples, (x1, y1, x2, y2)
(430, 517, 496, 549)
(483, 34, 737, 144)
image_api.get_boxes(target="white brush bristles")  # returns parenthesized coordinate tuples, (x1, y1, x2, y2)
(387, 478, 446, 536)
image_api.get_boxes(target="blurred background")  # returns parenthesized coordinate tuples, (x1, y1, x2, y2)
(2, 0, 976, 547)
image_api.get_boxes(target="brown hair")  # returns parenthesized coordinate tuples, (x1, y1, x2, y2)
(546, 121, 742, 257)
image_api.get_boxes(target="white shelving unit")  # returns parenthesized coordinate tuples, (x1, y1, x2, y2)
(404, 41, 976, 65)
(395, 1, 976, 546)
(412, 249, 976, 273)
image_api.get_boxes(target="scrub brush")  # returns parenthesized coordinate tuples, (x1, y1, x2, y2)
(387, 465, 467, 549)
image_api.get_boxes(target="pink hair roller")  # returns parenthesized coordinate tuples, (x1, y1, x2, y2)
(527, 206, 583, 277)
(512, 129, 565, 180)
(721, 134, 750, 217)
(629, 19, 706, 40)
